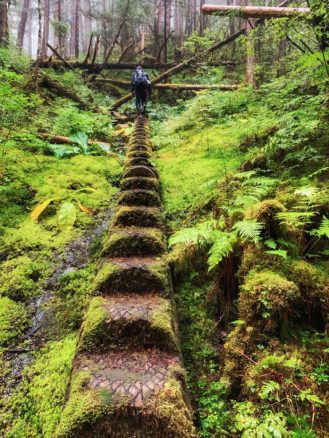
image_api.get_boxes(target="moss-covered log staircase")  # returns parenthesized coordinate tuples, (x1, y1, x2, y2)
(56, 117, 196, 437)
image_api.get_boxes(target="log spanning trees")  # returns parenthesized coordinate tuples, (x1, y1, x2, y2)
(55, 118, 196, 438)
(202, 2, 311, 87)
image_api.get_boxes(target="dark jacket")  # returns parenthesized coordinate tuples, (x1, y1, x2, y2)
(131, 69, 152, 94)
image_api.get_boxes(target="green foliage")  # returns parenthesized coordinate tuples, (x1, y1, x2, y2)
(0, 256, 47, 301)
(0, 297, 28, 349)
(6, 335, 77, 437)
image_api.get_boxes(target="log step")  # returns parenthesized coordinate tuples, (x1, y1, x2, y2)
(118, 190, 162, 208)
(78, 295, 179, 353)
(102, 228, 166, 258)
(123, 165, 157, 179)
(120, 177, 160, 192)
(112, 206, 163, 228)
(56, 350, 194, 438)
(93, 257, 170, 295)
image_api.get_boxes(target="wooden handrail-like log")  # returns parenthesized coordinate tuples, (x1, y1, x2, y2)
(202, 5, 310, 19)
(96, 77, 240, 90)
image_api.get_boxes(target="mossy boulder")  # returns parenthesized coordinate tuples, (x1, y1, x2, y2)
(245, 199, 286, 239)
(93, 258, 170, 295)
(77, 295, 179, 353)
(118, 190, 162, 208)
(239, 271, 300, 334)
(56, 352, 195, 438)
(112, 206, 163, 228)
(123, 166, 157, 179)
(102, 228, 166, 257)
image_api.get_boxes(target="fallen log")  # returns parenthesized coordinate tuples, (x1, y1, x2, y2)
(38, 133, 111, 147)
(96, 77, 240, 90)
(46, 43, 74, 70)
(36, 60, 238, 70)
(202, 5, 310, 18)
(39, 75, 88, 109)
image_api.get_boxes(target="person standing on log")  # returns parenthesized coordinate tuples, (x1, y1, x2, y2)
(131, 65, 152, 115)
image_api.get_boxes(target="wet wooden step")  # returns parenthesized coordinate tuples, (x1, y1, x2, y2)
(118, 190, 162, 208)
(78, 294, 179, 354)
(112, 206, 163, 228)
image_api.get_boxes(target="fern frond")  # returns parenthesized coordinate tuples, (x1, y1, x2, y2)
(169, 219, 223, 249)
(276, 211, 315, 229)
(208, 232, 237, 271)
(309, 216, 329, 238)
(295, 186, 317, 198)
(266, 249, 288, 259)
(233, 219, 263, 243)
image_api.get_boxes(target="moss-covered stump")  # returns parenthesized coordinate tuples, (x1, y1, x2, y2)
(56, 351, 195, 438)
(102, 228, 166, 257)
(93, 257, 170, 295)
(78, 295, 179, 353)
(123, 166, 157, 179)
(118, 190, 162, 208)
(120, 177, 160, 193)
(112, 206, 163, 228)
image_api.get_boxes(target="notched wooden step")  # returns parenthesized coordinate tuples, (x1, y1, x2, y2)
(125, 157, 157, 169)
(126, 144, 152, 155)
(126, 150, 153, 159)
(78, 295, 179, 353)
(102, 228, 166, 257)
(123, 165, 157, 179)
(120, 177, 160, 192)
(118, 190, 162, 207)
(55, 351, 196, 438)
(93, 257, 170, 295)
(112, 206, 163, 228)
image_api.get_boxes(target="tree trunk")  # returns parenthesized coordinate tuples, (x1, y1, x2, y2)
(201, 5, 310, 18)
(244, 0, 256, 87)
(42, 0, 50, 58)
(17, 0, 31, 50)
(70, 0, 80, 58)
(0, 0, 9, 48)
(96, 77, 240, 90)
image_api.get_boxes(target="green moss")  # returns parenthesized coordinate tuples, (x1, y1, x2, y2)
(6, 334, 77, 438)
(93, 259, 170, 295)
(0, 297, 28, 348)
(102, 228, 166, 257)
(0, 255, 48, 301)
(245, 199, 286, 239)
(240, 270, 300, 333)
(77, 297, 108, 352)
(112, 206, 163, 228)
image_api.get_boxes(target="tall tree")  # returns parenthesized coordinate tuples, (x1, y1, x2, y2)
(17, 0, 31, 50)
(42, 0, 50, 58)
(0, 0, 9, 47)
(70, 0, 80, 58)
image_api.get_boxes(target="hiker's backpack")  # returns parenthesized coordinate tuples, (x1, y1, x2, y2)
(135, 70, 150, 87)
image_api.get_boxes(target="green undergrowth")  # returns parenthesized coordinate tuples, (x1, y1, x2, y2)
(0, 50, 123, 436)
(2, 334, 77, 437)
(155, 62, 329, 436)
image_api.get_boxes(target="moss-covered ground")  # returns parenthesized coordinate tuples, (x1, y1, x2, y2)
(0, 50, 123, 436)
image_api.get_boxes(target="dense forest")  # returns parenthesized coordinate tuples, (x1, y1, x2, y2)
(0, 0, 328, 437)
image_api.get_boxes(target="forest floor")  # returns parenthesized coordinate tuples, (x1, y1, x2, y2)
(0, 48, 328, 437)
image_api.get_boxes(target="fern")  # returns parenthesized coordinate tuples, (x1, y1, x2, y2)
(310, 216, 329, 238)
(233, 219, 263, 243)
(208, 232, 237, 271)
(168, 219, 223, 249)
(276, 211, 315, 230)
(259, 381, 280, 401)
(266, 249, 288, 259)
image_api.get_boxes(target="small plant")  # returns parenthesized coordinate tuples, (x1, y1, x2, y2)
(31, 187, 95, 231)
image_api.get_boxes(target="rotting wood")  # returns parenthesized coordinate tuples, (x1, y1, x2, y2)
(38, 132, 112, 148)
(46, 43, 74, 70)
(202, 5, 310, 19)
(96, 77, 240, 90)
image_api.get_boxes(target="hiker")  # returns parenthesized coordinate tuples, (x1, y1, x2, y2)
(131, 65, 152, 115)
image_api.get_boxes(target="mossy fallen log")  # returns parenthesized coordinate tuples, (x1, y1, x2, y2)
(202, 5, 310, 18)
